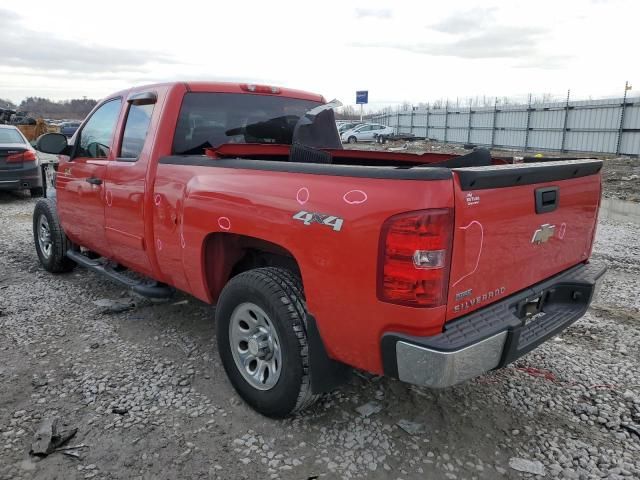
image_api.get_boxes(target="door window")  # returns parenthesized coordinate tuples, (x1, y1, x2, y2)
(119, 103, 154, 160)
(75, 99, 121, 158)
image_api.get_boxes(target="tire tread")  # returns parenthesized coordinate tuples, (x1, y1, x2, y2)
(33, 198, 75, 273)
(216, 267, 319, 416)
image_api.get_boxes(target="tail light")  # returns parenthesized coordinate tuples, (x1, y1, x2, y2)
(240, 83, 281, 94)
(378, 209, 453, 307)
(6, 150, 37, 163)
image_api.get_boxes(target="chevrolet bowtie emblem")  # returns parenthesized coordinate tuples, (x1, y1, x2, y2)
(531, 224, 556, 244)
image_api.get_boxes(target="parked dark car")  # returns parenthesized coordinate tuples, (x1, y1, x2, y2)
(0, 125, 43, 196)
(59, 121, 81, 138)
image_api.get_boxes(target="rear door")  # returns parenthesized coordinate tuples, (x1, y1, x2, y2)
(357, 125, 374, 141)
(446, 160, 602, 320)
(56, 98, 122, 256)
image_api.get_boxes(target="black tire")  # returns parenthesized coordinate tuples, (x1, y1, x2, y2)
(348, 136, 357, 144)
(33, 198, 76, 273)
(30, 187, 44, 197)
(215, 267, 318, 418)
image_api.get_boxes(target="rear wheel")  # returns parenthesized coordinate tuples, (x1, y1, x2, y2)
(216, 267, 318, 418)
(348, 136, 357, 144)
(33, 199, 76, 273)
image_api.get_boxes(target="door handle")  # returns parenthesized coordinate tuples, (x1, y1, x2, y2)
(86, 177, 103, 186)
(535, 186, 559, 213)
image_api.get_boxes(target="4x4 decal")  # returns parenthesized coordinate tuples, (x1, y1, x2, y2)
(293, 211, 344, 232)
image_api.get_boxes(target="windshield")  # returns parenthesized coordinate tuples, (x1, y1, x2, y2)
(173, 93, 322, 154)
(0, 128, 26, 144)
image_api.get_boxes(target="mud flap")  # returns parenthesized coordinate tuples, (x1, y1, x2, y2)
(306, 315, 351, 394)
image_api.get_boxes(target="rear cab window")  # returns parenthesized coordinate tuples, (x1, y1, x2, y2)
(172, 93, 321, 155)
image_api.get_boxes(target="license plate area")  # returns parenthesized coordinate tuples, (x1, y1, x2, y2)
(516, 291, 550, 324)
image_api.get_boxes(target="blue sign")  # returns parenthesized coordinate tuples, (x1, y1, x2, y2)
(356, 91, 368, 105)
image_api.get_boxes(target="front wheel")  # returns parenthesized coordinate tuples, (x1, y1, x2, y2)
(33, 198, 76, 273)
(348, 136, 357, 144)
(215, 267, 318, 418)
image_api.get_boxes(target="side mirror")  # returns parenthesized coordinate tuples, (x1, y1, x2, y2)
(35, 133, 69, 155)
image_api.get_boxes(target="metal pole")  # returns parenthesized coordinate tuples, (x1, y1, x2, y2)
(466, 106, 473, 144)
(396, 108, 400, 133)
(426, 103, 430, 140)
(360, 104, 363, 122)
(444, 101, 449, 143)
(524, 93, 532, 151)
(490, 97, 498, 147)
(616, 81, 630, 155)
(560, 89, 570, 153)
(410, 107, 414, 137)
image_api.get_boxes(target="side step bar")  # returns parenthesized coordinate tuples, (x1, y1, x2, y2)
(66, 250, 174, 299)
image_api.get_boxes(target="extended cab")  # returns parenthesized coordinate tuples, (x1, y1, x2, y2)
(33, 82, 606, 417)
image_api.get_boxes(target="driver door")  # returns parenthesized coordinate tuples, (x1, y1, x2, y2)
(56, 98, 122, 257)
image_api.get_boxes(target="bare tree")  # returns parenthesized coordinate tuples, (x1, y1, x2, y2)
(0, 98, 17, 109)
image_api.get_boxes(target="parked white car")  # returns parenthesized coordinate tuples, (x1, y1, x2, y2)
(340, 123, 394, 143)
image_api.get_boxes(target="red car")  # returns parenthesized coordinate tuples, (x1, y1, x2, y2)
(33, 82, 606, 417)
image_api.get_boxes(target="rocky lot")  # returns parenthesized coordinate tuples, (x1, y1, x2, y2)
(1, 184, 639, 480)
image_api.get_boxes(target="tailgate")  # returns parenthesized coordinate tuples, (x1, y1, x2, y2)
(446, 159, 602, 321)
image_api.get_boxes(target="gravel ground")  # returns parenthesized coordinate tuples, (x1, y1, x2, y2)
(1, 191, 639, 480)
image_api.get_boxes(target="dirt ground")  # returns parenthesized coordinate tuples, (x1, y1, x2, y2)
(0, 178, 639, 479)
(346, 140, 640, 202)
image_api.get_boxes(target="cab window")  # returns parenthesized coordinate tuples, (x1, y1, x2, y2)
(120, 103, 154, 159)
(172, 92, 321, 154)
(75, 99, 121, 158)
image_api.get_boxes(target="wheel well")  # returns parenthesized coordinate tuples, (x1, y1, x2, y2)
(203, 233, 302, 302)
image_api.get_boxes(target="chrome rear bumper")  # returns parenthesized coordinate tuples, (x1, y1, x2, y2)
(382, 262, 606, 388)
(395, 332, 507, 388)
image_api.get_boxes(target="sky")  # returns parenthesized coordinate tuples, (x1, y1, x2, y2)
(1, 0, 638, 110)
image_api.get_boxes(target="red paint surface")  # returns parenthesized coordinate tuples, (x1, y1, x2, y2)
(54, 82, 602, 375)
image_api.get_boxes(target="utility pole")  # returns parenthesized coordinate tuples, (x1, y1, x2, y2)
(426, 104, 430, 139)
(560, 89, 571, 153)
(616, 80, 631, 155)
(490, 97, 498, 147)
(524, 93, 532, 151)
(444, 100, 449, 143)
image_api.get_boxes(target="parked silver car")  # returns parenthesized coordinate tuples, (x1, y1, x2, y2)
(340, 123, 394, 143)
(0, 125, 43, 196)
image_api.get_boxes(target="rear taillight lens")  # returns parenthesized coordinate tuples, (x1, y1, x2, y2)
(6, 150, 37, 163)
(378, 209, 453, 307)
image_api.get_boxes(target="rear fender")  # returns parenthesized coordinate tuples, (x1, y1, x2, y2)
(202, 232, 349, 393)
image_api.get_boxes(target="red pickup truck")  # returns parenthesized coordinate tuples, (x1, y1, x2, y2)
(33, 82, 606, 417)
